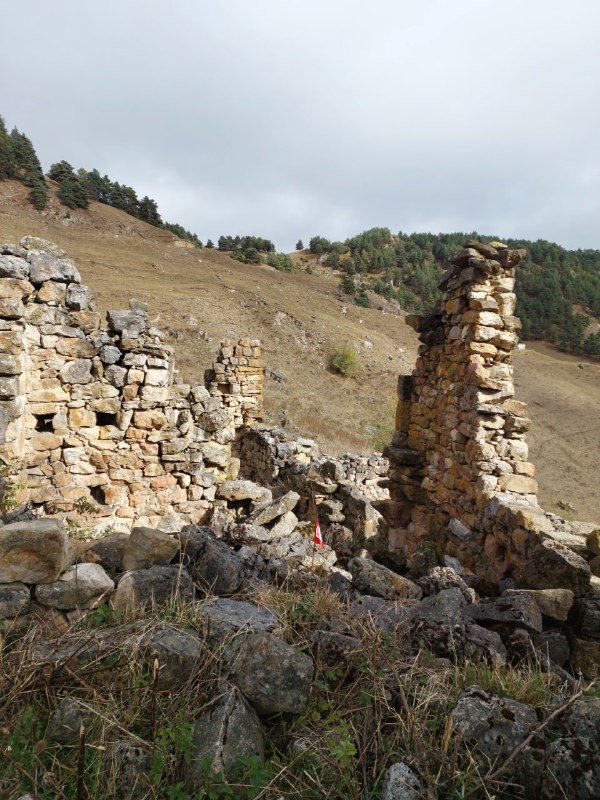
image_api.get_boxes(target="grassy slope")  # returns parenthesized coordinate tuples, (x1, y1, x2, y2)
(1, 181, 599, 521)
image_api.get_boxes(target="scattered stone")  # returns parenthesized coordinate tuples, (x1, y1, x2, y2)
(78, 533, 129, 575)
(216, 479, 272, 505)
(464, 623, 507, 667)
(122, 526, 180, 571)
(249, 490, 300, 525)
(223, 631, 314, 715)
(104, 741, 153, 800)
(417, 566, 476, 602)
(451, 686, 543, 797)
(36, 563, 114, 610)
(201, 598, 280, 641)
(111, 565, 194, 611)
(412, 588, 467, 657)
(381, 762, 425, 800)
(350, 594, 417, 633)
(0, 520, 73, 583)
(311, 630, 361, 666)
(179, 526, 247, 595)
(505, 588, 574, 622)
(347, 557, 422, 600)
(46, 697, 93, 745)
(132, 623, 204, 689)
(0, 582, 30, 617)
(185, 687, 264, 789)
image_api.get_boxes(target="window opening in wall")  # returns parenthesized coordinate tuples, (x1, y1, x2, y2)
(97, 412, 118, 427)
(35, 414, 54, 433)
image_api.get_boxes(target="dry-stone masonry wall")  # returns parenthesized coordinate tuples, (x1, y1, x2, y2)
(0, 238, 264, 532)
(384, 241, 592, 595)
(237, 425, 390, 550)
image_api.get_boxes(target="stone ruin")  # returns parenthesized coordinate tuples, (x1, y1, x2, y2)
(0, 236, 599, 680)
(383, 240, 594, 594)
(0, 237, 263, 531)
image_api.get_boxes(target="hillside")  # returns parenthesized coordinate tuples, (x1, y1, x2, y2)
(1, 180, 599, 521)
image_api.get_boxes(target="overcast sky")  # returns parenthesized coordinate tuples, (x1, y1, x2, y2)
(2, 0, 600, 251)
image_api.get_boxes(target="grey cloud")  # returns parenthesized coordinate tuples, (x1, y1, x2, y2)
(2, 0, 600, 250)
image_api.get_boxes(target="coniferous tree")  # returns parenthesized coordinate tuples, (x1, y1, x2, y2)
(57, 175, 89, 208)
(9, 127, 48, 209)
(0, 116, 15, 179)
(10, 128, 45, 186)
(48, 160, 76, 183)
(138, 196, 162, 226)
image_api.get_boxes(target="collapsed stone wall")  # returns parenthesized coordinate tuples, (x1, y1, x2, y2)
(384, 241, 592, 595)
(237, 425, 389, 550)
(0, 238, 263, 532)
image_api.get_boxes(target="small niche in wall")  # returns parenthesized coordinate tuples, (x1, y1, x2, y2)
(90, 485, 105, 505)
(97, 412, 118, 427)
(35, 414, 54, 433)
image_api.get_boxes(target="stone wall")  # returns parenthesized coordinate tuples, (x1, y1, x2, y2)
(384, 241, 592, 594)
(0, 238, 263, 533)
(237, 424, 389, 549)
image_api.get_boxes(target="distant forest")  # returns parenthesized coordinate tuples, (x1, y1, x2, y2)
(2, 115, 599, 355)
(308, 229, 600, 355)
(0, 115, 202, 246)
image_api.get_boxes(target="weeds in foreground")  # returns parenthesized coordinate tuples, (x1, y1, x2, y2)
(0, 585, 591, 799)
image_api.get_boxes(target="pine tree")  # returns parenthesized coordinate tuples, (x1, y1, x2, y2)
(9, 127, 47, 209)
(0, 116, 15, 179)
(57, 175, 89, 208)
(138, 196, 162, 226)
(296, 240, 304, 251)
(10, 128, 45, 187)
(29, 178, 48, 210)
(48, 160, 76, 183)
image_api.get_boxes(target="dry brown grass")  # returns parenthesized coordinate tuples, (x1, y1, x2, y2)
(0, 582, 586, 800)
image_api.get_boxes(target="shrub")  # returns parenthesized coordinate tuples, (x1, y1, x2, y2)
(266, 252, 296, 272)
(330, 345, 360, 377)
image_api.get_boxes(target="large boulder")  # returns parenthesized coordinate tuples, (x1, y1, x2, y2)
(542, 697, 600, 799)
(131, 623, 204, 689)
(200, 598, 280, 643)
(36, 563, 114, 610)
(514, 539, 590, 595)
(465, 593, 543, 634)
(451, 686, 543, 797)
(348, 557, 422, 601)
(249, 491, 300, 526)
(185, 687, 264, 789)
(122, 526, 180, 571)
(223, 631, 313, 715)
(179, 526, 247, 595)
(0, 520, 73, 583)
(111, 565, 194, 612)
(412, 588, 467, 657)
